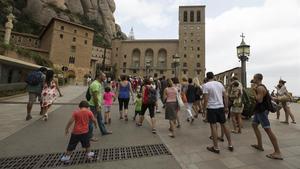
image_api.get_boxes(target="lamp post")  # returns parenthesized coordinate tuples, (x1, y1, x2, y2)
(145, 60, 151, 77)
(237, 33, 250, 88)
(173, 54, 180, 78)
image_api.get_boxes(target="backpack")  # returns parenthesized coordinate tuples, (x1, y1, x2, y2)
(257, 85, 278, 113)
(241, 88, 256, 117)
(146, 86, 157, 104)
(25, 71, 42, 86)
(85, 87, 91, 101)
(195, 86, 203, 96)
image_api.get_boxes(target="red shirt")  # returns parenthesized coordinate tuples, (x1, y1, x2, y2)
(72, 109, 94, 134)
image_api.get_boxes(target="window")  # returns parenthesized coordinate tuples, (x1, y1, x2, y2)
(69, 56, 75, 64)
(190, 11, 194, 22)
(123, 62, 127, 67)
(183, 70, 187, 74)
(116, 48, 119, 51)
(123, 69, 126, 73)
(172, 71, 175, 74)
(60, 34, 63, 39)
(61, 26, 64, 30)
(160, 70, 164, 74)
(197, 70, 200, 75)
(85, 32, 88, 37)
(133, 70, 137, 74)
(184, 47, 187, 50)
(71, 46, 76, 53)
(84, 40, 87, 45)
(197, 11, 201, 22)
(115, 54, 118, 57)
(191, 32, 194, 36)
(197, 63, 201, 67)
(124, 55, 127, 58)
(74, 29, 77, 33)
(184, 54, 187, 58)
(183, 62, 187, 67)
(29, 38, 32, 42)
(73, 37, 76, 42)
(191, 47, 194, 51)
(191, 39, 194, 43)
(197, 54, 200, 58)
(197, 47, 200, 51)
(183, 11, 187, 22)
(184, 32, 187, 36)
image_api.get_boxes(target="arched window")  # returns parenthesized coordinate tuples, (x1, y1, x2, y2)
(132, 48, 141, 68)
(183, 11, 187, 22)
(190, 11, 194, 22)
(196, 63, 200, 67)
(145, 49, 154, 66)
(197, 10, 201, 22)
(157, 49, 167, 68)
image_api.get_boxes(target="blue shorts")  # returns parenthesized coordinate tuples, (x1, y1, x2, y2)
(252, 111, 270, 128)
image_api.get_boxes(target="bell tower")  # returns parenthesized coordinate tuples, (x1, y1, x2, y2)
(178, 6, 205, 81)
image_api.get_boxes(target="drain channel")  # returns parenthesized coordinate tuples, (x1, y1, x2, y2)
(0, 144, 171, 169)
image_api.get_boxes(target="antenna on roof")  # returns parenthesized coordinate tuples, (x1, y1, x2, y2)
(128, 27, 135, 40)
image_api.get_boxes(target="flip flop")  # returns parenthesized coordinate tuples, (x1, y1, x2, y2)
(206, 146, 220, 154)
(266, 154, 283, 160)
(251, 145, 264, 151)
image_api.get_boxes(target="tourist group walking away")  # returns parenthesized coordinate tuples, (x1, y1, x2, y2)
(23, 66, 296, 162)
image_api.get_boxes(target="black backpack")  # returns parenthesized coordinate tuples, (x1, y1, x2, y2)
(85, 87, 91, 101)
(147, 86, 157, 104)
(260, 85, 277, 113)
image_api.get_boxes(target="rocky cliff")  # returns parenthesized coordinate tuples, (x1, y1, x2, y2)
(0, 0, 126, 46)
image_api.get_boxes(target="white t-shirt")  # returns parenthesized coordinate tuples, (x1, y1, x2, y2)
(203, 81, 225, 109)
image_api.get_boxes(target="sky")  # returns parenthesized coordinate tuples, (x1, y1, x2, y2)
(114, 0, 300, 96)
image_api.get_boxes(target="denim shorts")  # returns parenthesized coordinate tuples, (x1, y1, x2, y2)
(252, 111, 270, 128)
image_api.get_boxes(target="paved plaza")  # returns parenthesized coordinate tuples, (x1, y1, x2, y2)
(0, 85, 300, 169)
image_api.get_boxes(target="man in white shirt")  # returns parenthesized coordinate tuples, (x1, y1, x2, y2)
(203, 72, 233, 154)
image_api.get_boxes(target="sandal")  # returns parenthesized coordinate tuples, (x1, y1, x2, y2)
(251, 144, 264, 151)
(168, 133, 175, 138)
(266, 154, 283, 160)
(206, 146, 220, 154)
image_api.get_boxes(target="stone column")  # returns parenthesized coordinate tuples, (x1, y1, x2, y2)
(4, 13, 15, 45)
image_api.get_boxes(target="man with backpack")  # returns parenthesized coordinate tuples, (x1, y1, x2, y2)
(26, 67, 47, 121)
(251, 73, 283, 160)
(137, 78, 157, 134)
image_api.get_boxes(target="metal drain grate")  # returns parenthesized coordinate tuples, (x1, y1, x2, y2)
(0, 144, 171, 169)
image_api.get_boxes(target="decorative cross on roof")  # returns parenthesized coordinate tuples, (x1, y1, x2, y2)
(240, 33, 245, 40)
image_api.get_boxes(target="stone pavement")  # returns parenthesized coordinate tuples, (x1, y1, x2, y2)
(0, 85, 88, 141)
(154, 102, 300, 169)
(0, 88, 300, 169)
(0, 89, 180, 169)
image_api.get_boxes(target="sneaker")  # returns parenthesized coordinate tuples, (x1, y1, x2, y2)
(87, 152, 95, 159)
(26, 115, 32, 121)
(61, 155, 71, 162)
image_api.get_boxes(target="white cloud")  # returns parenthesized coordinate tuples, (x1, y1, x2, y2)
(206, 0, 300, 95)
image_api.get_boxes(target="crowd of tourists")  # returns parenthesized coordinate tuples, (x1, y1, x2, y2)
(25, 67, 296, 162)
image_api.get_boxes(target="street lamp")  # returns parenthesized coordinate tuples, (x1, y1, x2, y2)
(237, 33, 250, 88)
(145, 60, 151, 77)
(173, 54, 180, 78)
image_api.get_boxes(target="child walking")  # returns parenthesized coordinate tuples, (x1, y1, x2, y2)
(61, 101, 97, 162)
(103, 86, 116, 124)
(133, 93, 142, 121)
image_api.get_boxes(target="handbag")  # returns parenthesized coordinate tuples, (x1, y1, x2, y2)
(177, 93, 185, 108)
(180, 92, 187, 103)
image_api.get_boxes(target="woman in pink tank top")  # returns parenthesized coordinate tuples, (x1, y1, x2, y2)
(164, 79, 178, 138)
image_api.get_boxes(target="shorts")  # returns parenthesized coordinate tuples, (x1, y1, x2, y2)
(140, 103, 155, 118)
(28, 92, 41, 103)
(118, 98, 130, 111)
(67, 133, 90, 151)
(252, 111, 270, 128)
(207, 108, 226, 124)
(104, 105, 111, 112)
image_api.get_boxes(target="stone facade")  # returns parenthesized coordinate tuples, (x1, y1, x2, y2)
(214, 67, 242, 87)
(91, 46, 112, 77)
(111, 5, 205, 81)
(39, 18, 94, 82)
